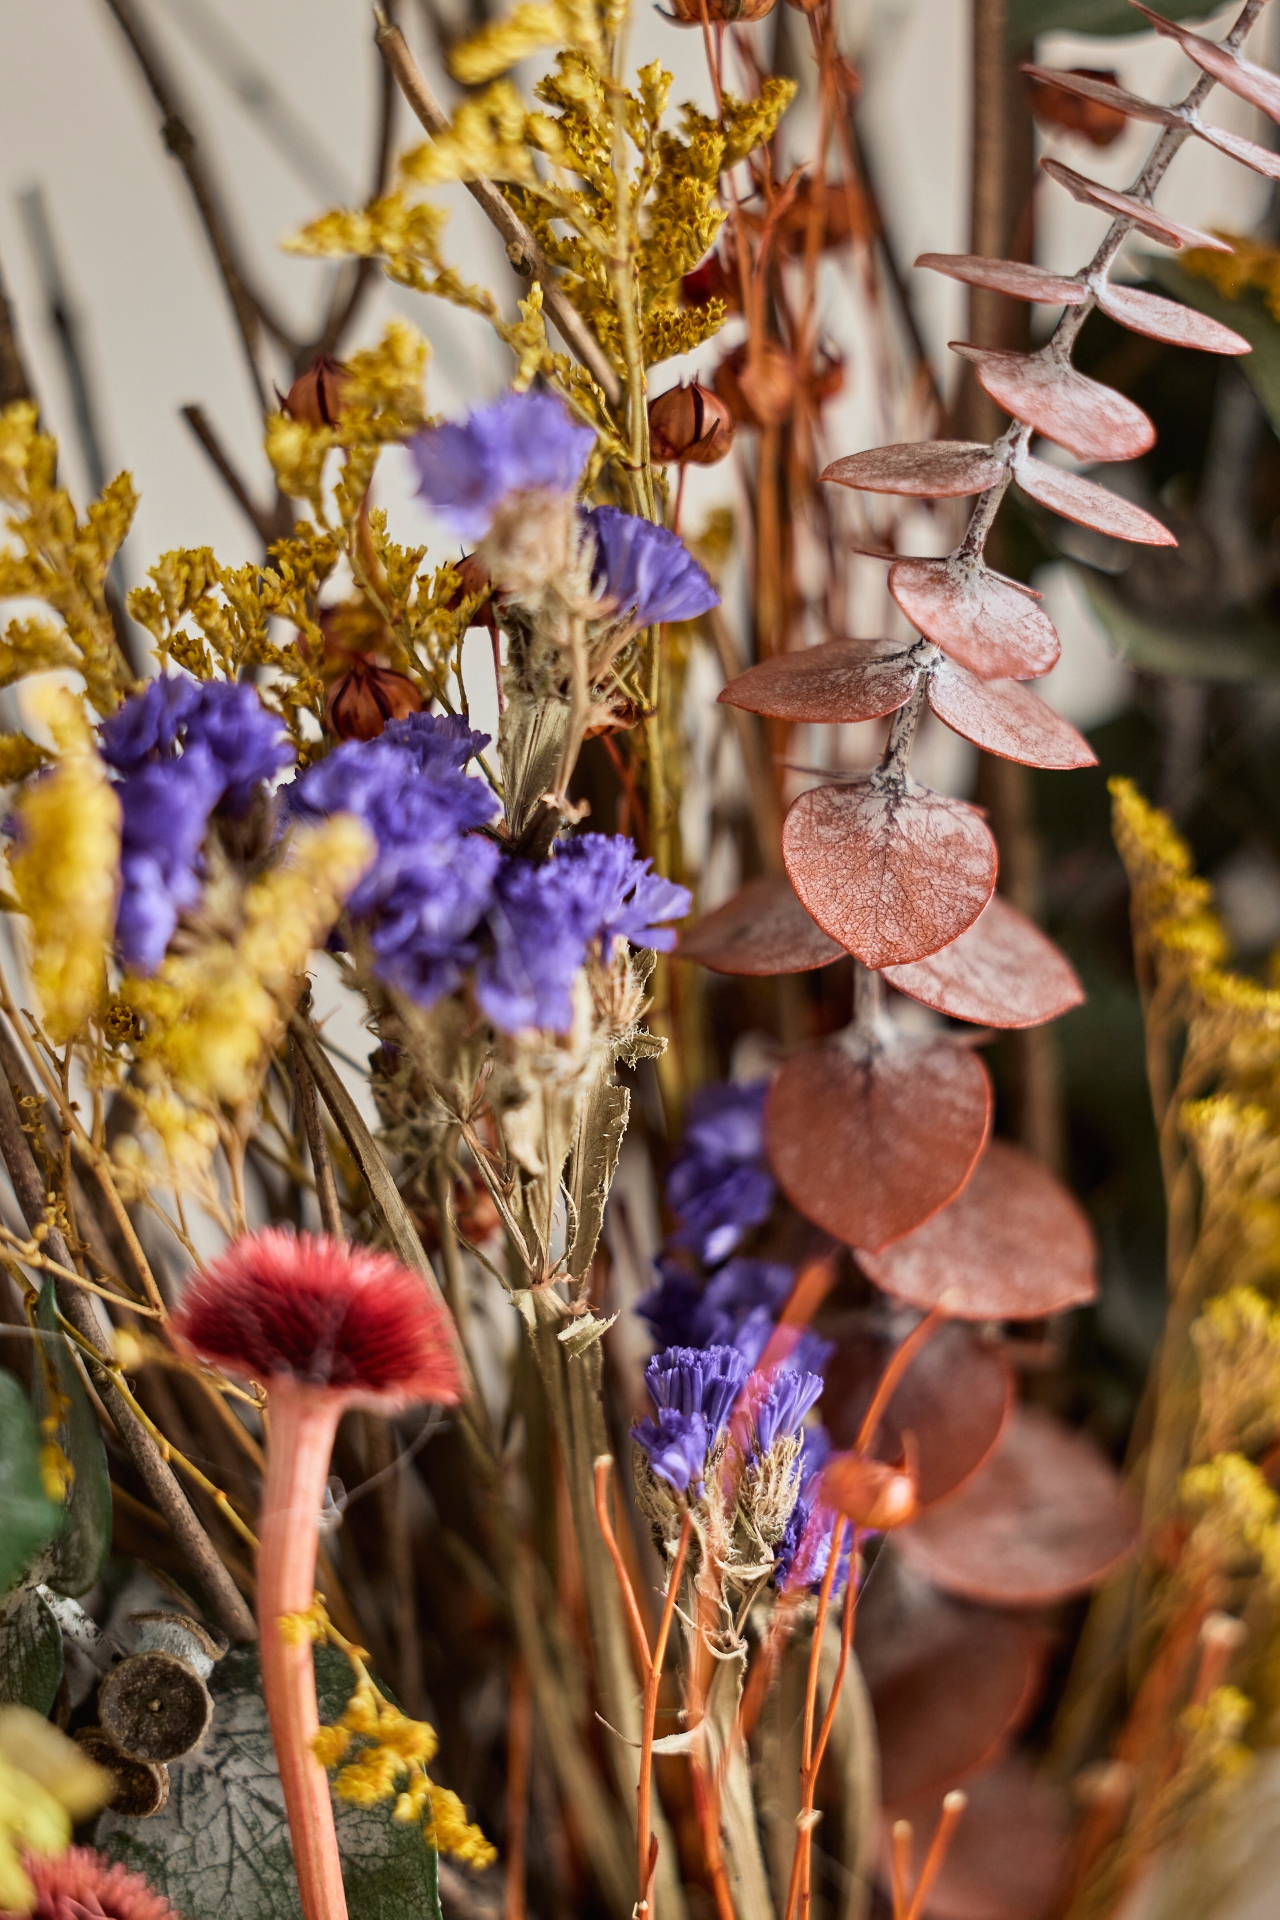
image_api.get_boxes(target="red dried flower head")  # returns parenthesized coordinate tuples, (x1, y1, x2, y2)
(9, 1847, 179, 1920)
(173, 1228, 463, 1408)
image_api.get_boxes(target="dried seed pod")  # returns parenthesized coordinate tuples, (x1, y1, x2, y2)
(713, 342, 796, 428)
(1027, 66, 1129, 146)
(73, 1727, 170, 1818)
(648, 382, 735, 465)
(665, 0, 777, 22)
(822, 1450, 919, 1530)
(325, 660, 423, 742)
(97, 1613, 226, 1764)
(281, 354, 352, 429)
(682, 248, 742, 313)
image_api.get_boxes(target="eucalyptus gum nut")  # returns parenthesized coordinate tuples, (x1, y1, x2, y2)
(948, 343, 1155, 463)
(764, 1034, 993, 1252)
(888, 558, 1061, 680)
(856, 1138, 1098, 1320)
(822, 1317, 1014, 1509)
(676, 872, 844, 976)
(1013, 453, 1177, 547)
(882, 895, 1084, 1030)
(718, 637, 920, 725)
(1040, 156, 1234, 252)
(73, 1727, 170, 1817)
(782, 779, 998, 969)
(98, 1651, 215, 1764)
(883, 1755, 1071, 1920)
(820, 440, 1005, 499)
(926, 658, 1096, 769)
(897, 1406, 1138, 1607)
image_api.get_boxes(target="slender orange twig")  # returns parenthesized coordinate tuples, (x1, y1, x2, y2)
(891, 1821, 913, 1920)
(638, 1512, 693, 1915)
(855, 1305, 946, 1456)
(904, 1791, 966, 1920)
(782, 1515, 848, 1920)
(593, 1454, 652, 1673)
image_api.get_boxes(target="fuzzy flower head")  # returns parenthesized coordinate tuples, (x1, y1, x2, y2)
(665, 1080, 777, 1267)
(174, 1228, 463, 1411)
(4, 1847, 178, 1920)
(408, 392, 595, 545)
(586, 506, 719, 629)
(632, 1342, 751, 1494)
(775, 1427, 850, 1596)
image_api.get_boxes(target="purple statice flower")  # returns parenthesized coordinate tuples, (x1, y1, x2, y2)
(731, 1308, 834, 1380)
(409, 392, 595, 544)
(585, 506, 719, 628)
(750, 1369, 825, 1458)
(693, 1259, 794, 1350)
(665, 1080, 776, 1267)
(775, 1427, 850, 1595)
(105, 679, 295, 974)
(635, 1257, 704, 1351)
(287, 713, 501, 1008)
(475, 834, 690, 1034)
(632, 1343, 751, 1499)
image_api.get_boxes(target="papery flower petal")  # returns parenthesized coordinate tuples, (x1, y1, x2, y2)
(409, 393, 595, 543)
(586, 505, 719, 627)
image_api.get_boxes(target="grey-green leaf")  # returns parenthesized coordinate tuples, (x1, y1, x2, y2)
(1078, 567, 1280, 681)
(1007, 0, 1208, 45)
(0, 1366, 62, 1601)
(30, 1280, 112, 1596)
(0, 1585, 64, 1713)
(98, 1646, 444, 1920)
(1150, 260, 1280, 439)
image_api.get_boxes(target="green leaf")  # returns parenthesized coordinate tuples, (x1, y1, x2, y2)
(1007, 0, 1207, 44)
(30, 1280, 112, 1596)
(1150, 259, 1280, 439)
(1077, 567, 1280, 681)
(0, 1367, 62, 1599)
(0, 1586, 64, 1713)
(99, 1646, 444, 1920)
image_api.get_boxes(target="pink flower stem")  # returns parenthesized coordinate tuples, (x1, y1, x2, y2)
(258, 1375, 349, 1920)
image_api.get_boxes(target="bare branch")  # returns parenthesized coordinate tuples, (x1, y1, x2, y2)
(181, 403, 293, 548)
(313, 6, 402, 357)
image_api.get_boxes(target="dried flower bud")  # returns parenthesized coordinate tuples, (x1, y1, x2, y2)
(667, 0, 776, 19)
(682, 249, 742, 314)
(648, 383, 736, 466)
(326, 661, 423, 742)
(820, 1450, 919, 1530)
(281, 354, 352, 428)
(1028, 69, 1128, 148)
(713, 342, 797, 429)
(445, 552, 499, 630)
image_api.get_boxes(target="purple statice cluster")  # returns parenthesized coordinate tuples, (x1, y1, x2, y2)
(630, 1342, 823, 1500)
(408, 392, 719, 629)
(286, 711, 690, 1032)
(99, 677, 295, 973)
(774, 1428, 850, 1599)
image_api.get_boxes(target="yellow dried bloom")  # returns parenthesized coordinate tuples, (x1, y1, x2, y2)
(0, 1708, 109, 1911)
(426, 1783, 498, 1869)
(1193, 1287, 1280, 1458)
(311, 1725, 353, 1769)
(0, 732, 50, 784)
(450, 2, 591, 87)
(1182, 234, 1280, 320)
(8, 686, 120, 1045)
(1181, 1452, 1280, 1589)
(401, 83, 537, 187)
(285, 192, 448, 272)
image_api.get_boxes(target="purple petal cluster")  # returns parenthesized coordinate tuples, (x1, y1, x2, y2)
(585, 506, 719, 628)
(409, 392, 595, 544)
(751, 1369, 825, 1458)
(666, 1080, 777, 1267)
(103, 677, 295, 974)
(632, 1343, 751, 1496)
(288, 724, 688, 1029)
(475, 835, 690, 1033)
(775, 1427, 850, 1596)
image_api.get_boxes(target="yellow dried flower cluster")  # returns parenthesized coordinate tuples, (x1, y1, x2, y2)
(1182, 234, 1280, 321)
(0, 1707, 108, 1911)
(7, 687, 120, 1045)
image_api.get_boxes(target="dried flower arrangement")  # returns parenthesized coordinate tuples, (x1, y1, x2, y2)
(3, 2, 1280, 1920)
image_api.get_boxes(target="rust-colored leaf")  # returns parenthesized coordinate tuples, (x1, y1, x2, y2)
(950, 344, 1155, 462)
(718, 637, 919, 723)
(764, 1034, 993, 1251)
(914, 253, 1086, 305)
(820, 442, 1005, 499)
(782, 779, 998, 967)
(897, 1405, 1137, 1605)
(824, 1317, 1014, 1509)
(1192, 118, 1280, 182)
(1020, 62, 1179, 128)
(1096, 280, 1250, 353)
(1040, 157, 1233, 252)
(1013, 452, 1176, 547)
(926, 659, 1097, 769)
(889, 558, 1060, 680)
(1133, 3, 1280, 125)
(882, 894, 1085, 1030)
(857, 1139, 1097, 1320)
(858, 1550, 1045, 1811)
(676, 872, 844, 976)
(885, 1756, 1070, 1920)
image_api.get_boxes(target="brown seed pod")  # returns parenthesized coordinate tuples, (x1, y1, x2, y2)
(682, 247, 742, 314)
(713, 342, 796, 429)
(665, 0, 777, 22)
(1028, 66, 1129, 146)
(97, 1613, 227, 1764)
(821, 1450, 919, 1530)
(281, 354, 352, 429)
(648, 383, 735, 465)
(325, 661, 423, 742)
(73, 1727, 170, 1818)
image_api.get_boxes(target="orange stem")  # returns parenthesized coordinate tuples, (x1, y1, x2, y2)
(783, 1516, 848, 1920)
(905, 1792, 966, 1920)
(638, 1512, 693, 1916)
(593, 1455, 653, 1675)
(855, 1305, 946, 1456)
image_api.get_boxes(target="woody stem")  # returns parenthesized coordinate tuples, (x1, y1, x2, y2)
(258, 1376, 349, 1920)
